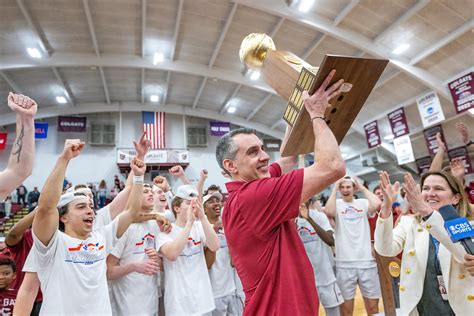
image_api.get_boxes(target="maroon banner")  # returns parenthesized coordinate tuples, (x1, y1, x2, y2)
(364, 121, 381, 149)
(423, 125, 446, 156)
(0, 132, 7, 150)
(415, 156, 432, 175)
(388, 107, 409, 138)
(448, 72, 473, 114)
(58, 116, 87, 132)
(448, 146, 473, 174)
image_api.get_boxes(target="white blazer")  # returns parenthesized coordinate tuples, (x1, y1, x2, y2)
(374, 211, 474, 316)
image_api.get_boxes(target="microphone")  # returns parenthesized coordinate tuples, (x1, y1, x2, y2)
(438, 204, 474, 255)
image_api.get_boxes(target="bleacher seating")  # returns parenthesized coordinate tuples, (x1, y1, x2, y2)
(0, 203, 29, 236)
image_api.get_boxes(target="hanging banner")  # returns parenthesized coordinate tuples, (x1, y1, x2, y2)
(448, 72, 473, 114)
(448, 146, 473, 174)
(58, 116, 87, 132)
(263, 139, 282, 152)
(393, 135, 415, 165)
(0, 133, 7, 150)
(364, 120, 381, 149)
(415, 156, 432, 175)
(387, 107, 409, 138)
(210, 121, 231, 136)
(423, 124, 446, 156)
(417, 92, 445, 128)
(34, 122, 49, 139)
(116, 148, 189, 164)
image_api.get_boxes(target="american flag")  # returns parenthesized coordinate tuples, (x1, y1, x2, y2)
(142, 111, 166, 149)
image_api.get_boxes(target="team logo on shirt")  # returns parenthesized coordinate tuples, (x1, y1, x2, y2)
(297, 226, 317, 243)
(66, 242, 105, 265)
(180, 237, 202, 257)
(134, 233, 156, 254)
(217, 229, 227, 249)
(341, 205, 364, 221)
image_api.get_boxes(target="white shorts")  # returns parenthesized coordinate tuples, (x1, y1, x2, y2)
(212, 294, 239, 316)
(336, 266, 381, 300)
(317, 282, 344, 308)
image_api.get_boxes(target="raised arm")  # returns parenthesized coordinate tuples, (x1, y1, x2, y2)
(354, 177, 382, 216)
(159, 200, 196, 261)
(300, 70, 346, 203)
(193, 200, 219, 252)
(0, 93, 37, 199)
(196, 169, 208, 202)
(324, 180, 340, 219)
(115, 157, 146, 238)
(429, 133, 446, 172)
(275, 126, 298, 174)
(108, 132, 150, 219)
(169, 165, 191, 185)
(456, 122, 473, 151)
(5, 208, 36, 247)
(32, 139, 85, 246)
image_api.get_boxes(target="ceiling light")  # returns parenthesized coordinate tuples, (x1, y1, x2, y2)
(227, 106, 236, 114)
(150, 95, 159, 103)
(250, 71, 260, 81)
(384, 134, 395, 141)
(56, 96, 67, 104)
(392, 43, 410, 55)
(27, 47, 41, 58)
(298, 0, 315, 12)
(153, 52, 164, 65)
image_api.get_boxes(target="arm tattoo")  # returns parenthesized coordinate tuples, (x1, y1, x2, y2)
(12, 124, 24, 163)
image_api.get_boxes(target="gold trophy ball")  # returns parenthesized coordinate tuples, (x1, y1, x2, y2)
(239, 33, 276, 70)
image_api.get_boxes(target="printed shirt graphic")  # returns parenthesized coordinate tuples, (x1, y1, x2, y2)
(157, 221, 215, 316)
(0, 288, 18, 316)
(110, 221, 161, 315)
(335, 199, 375, 268)
(209, 227, 236, 298)
(296, 210, 337, 286)
(31, 219, 119, 315)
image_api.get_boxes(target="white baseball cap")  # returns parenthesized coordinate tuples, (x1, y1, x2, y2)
(203, 192, 223, 205)
(66, 185, 92, 196)
(174, 185, 198, 200)
(57, 192, 89, 208)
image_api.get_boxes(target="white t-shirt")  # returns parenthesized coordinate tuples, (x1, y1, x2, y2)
(157, 221, 215, 316)
(296, 209, 337, 286)
(208, 227, 236, 298)
(159, 209, 176, 223)
(31, 219, 118, 315)
(234, 269, 244, 299)
(109, 221, 161, 315)
(335, 198, 375, 268)
(95, 205, 111, 229)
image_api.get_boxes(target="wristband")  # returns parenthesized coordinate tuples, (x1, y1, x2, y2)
(310, 116, 326, 123)
(133, 175, 144, 184)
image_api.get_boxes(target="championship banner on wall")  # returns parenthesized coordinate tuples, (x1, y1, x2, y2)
(0, 133, 7, 150)
(448, 146, 473, 174)
(393, 135, 415, 165)
(417, 92, 445, 128)
(364, 120, 381, 149)
(388, 107, 409, 138)
(448, 71, 473, 114)
(423, 124, 446, 156)
(58, 116, 87, 132)
(210, 121, 231, 136)
(117, 148, 189, 164)
(415, 156, 432, 175)
(35, 122, 48, 139)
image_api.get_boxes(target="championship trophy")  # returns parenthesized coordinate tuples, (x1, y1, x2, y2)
(239, 33, 389, 156)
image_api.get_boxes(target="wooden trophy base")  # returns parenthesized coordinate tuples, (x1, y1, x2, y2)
(271, 54, 389, 157)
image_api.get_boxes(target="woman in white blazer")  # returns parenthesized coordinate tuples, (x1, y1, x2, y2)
(375, 171, 474, 316)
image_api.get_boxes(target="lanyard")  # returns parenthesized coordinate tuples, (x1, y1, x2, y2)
(431, 236, 442, 275)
